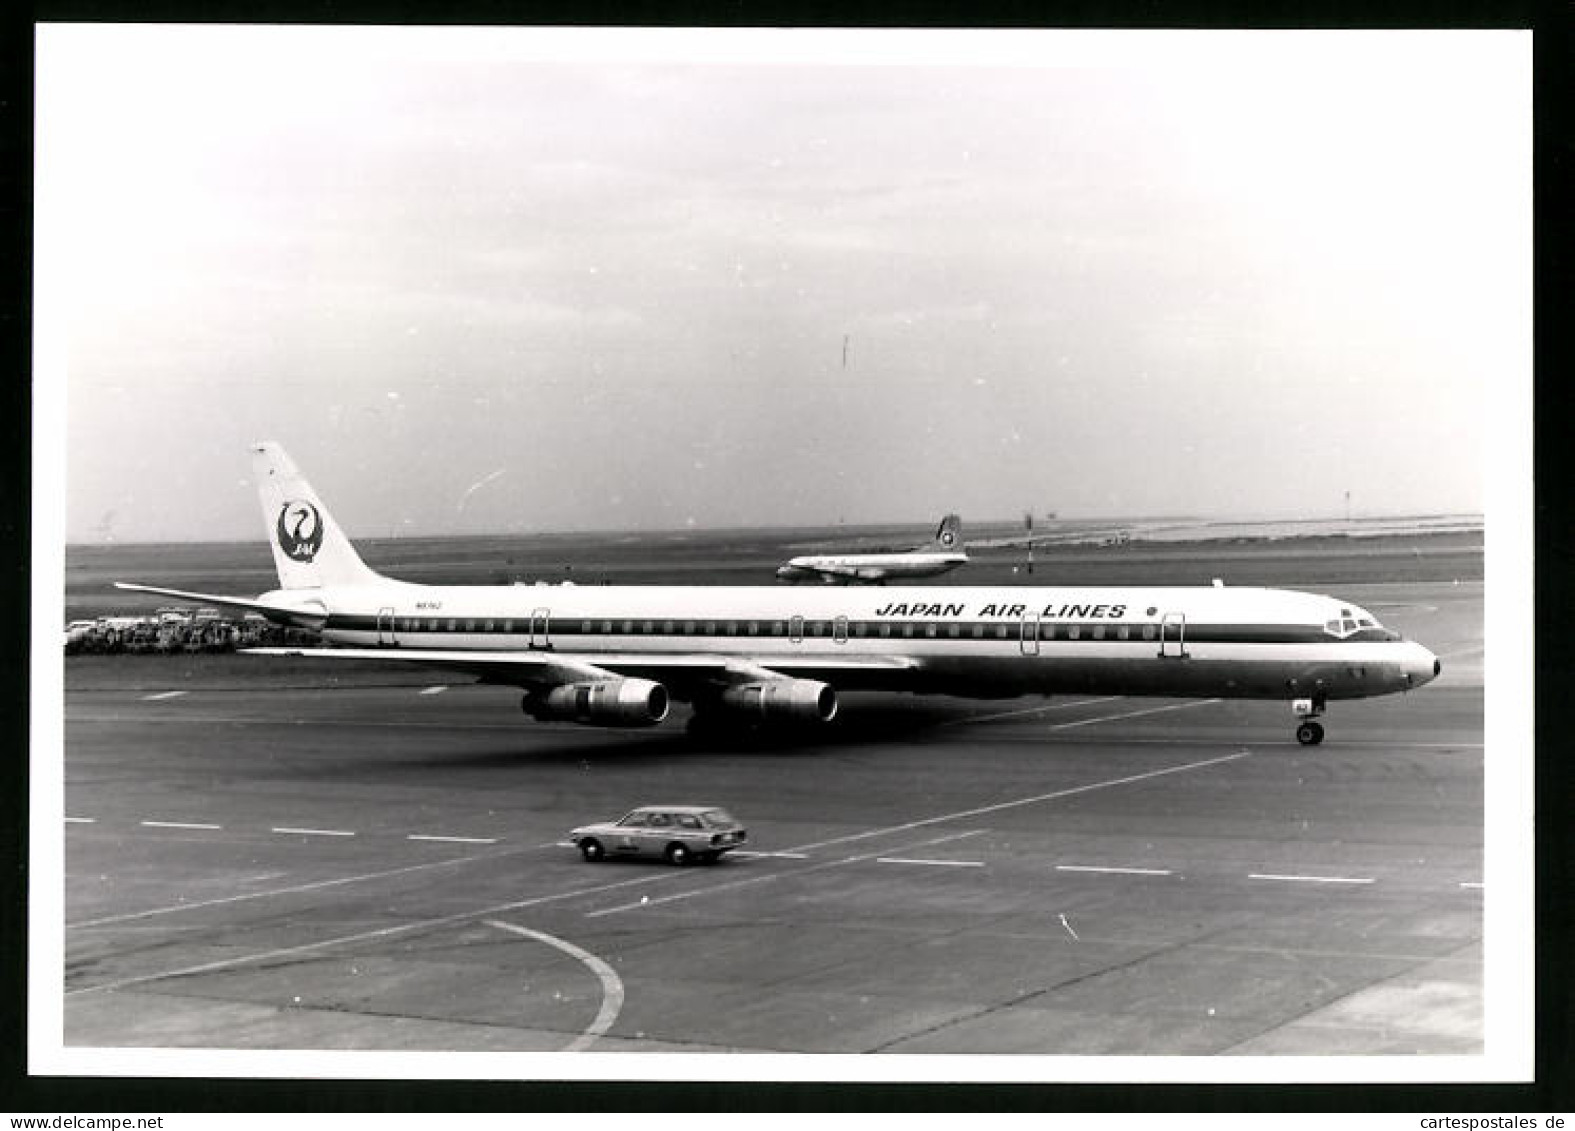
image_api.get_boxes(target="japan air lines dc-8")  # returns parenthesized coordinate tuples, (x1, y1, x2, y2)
(117, 443, 1441, 745)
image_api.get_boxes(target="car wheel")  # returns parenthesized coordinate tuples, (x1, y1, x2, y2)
(665, 842, 692, 867)
(580, 838, 605, 862)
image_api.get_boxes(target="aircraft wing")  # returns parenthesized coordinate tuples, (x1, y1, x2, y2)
(244, 646, 919, 693)
(114, 582, 328, 630)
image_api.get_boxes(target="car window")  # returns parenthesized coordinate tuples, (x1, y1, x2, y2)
(677, 815, 702, 830)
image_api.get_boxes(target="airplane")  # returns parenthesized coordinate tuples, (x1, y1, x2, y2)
(775, 514, 968, 584)
(115, 442, 1441, 746)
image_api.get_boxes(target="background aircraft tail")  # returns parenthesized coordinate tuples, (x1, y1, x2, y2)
(251, 441, 383, 590)
(929, 514, 963, 551)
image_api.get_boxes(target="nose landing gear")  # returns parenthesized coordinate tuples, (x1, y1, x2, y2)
(1291, 695, 1326, 745)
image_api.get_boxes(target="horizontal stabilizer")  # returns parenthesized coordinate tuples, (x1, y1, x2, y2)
(113, 582, 328, 630)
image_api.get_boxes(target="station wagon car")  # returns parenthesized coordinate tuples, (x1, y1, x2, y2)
(569, 805, 747, 865)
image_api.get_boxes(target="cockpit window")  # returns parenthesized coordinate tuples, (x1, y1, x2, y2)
(1323, 607, 1392, 640)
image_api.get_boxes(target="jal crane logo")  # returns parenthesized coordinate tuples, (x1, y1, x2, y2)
(276, 501, 324, 562)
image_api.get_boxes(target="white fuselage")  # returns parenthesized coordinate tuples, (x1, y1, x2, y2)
(286, 580, 1439, 703)
(775, 551, 969, 583)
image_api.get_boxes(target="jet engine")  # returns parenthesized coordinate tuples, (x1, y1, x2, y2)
(522, 679, 670, 727)
(716, 679, 838, 723)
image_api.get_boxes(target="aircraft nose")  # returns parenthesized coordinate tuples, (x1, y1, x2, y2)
(1404, 644, 1441, 688)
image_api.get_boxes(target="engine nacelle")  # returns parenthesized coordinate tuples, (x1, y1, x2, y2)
(523, 679, 670, 727)
(717, 679, 838, 723)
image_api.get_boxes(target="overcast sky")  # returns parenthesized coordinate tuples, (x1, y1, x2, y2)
(37, 26, 1530, 543)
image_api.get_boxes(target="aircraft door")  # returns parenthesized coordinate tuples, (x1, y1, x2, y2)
(1020, 611, 1040, 655)
(376, 607, 397, 646)
(530, 607, 551, 649)
(1160, 612, 1188, 658)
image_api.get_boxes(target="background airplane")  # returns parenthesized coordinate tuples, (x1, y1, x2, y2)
(775, 514, 968, 584)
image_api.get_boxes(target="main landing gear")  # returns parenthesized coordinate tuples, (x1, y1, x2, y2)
(1291, 695, 1326, 745)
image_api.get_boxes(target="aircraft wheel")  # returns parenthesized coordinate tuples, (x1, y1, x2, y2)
(665, 842, 692, 867)
(580, 839, 605, 862)
(1295, 721, 1325, 746)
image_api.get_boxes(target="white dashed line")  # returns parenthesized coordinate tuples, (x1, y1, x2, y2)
(1056, 864, 1173, 876)
(271, 826, 356, 838)
(876, 857, 984, 868)
(1248, 873, 1374, 885)
(407, 834, 498, 844)
(141, 690, 189, 701)
(140, 820, 222, 831)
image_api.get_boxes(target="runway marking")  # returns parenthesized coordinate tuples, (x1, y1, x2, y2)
(731, 851, 807, 859)
(67, 846, 538, 929)
(586, 830, 984, 918)
(270, 826, 356, 838)
(789, 750, 1250, 853)
(64, 817, 95, 824)
(140, 690, 189, 701)
(419, 686, 448, 695)
(876, 857, 984, 868)
(943, 696, 1122, 726)
(1045, 698, 1222, 730)
(407, 834, 498, 845)
(140, 820, 222, 831)
(1056, 864, 1173, 876)
(486, 920, 624, 1052)
(66, 868, 695, 997)
(1248, 873, 1375, 885)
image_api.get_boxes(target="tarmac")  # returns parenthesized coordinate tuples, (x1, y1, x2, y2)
(49, 536, 1491, 1075)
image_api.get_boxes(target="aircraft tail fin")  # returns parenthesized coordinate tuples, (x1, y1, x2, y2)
(929, 514, 963, 551)
(251, 442, 383, 590)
